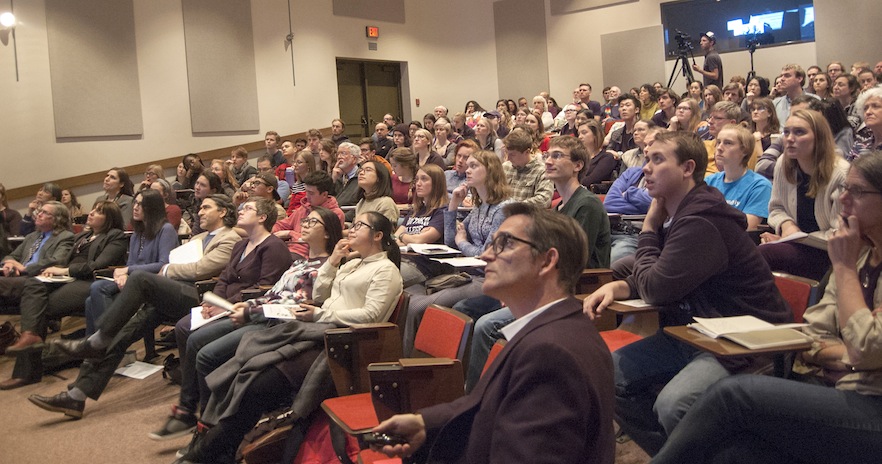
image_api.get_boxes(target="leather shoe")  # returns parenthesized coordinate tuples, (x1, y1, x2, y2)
(4, 331, 45, 355)
(52, 339, 105, 360)
(29, 391, 85, 419)
(0, 377, 39, 390)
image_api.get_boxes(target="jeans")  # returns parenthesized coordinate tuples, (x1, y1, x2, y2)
(464, 306, 512, 393)
(86, 279, 121, 336)
(610, 232, 639, 265)
(652, 375, 882, 464)
(174, 315, 266, 414)
(614, 330, 731, 456)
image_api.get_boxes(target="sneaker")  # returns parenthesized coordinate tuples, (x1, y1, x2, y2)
(148, 406, 197, 441)
(176, 422, 209, 458)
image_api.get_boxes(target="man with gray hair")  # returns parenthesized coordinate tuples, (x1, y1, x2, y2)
(433, 105, 448, 120)
(332, 142, 363, 214)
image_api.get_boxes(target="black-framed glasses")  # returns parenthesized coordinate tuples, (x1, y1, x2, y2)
(300, 217, 324, 228)
(484, 231, 541, 255)
(351, 220, 375, 232)
(841, 182, 882, 200)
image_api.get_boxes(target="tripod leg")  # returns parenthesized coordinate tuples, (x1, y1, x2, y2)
(667, 56, 682, 88)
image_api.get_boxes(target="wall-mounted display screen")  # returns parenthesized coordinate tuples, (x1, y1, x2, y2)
(660, 0, 814, 59)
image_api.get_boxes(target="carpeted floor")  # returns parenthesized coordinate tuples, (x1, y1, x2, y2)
(0, 315, 650, 464)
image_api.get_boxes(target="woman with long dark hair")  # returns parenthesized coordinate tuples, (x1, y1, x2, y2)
(85, 189, 177, 334)
(97, 167, 135, 228)
(175, 211, 402, 464)
(354, 160, 399, 225)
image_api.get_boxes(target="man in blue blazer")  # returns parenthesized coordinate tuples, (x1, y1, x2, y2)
(372, 203, 616, 464)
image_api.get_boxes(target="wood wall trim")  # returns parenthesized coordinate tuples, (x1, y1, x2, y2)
(7, 127, 333, 201)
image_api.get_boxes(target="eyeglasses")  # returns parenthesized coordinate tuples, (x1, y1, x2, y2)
(351, 220, 375, 232)
(250, 180, 271, 188)
(541, 151, 569, 161)
(484, 231, 541, 256)
(359, 167, 376, 174)
(37, 209, 55, 217)
(300, 217, 324, 228)
(840, 182, 882, 200)
(241, 205, 258, 213)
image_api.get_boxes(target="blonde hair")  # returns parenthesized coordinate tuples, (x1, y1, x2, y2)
(782, 109, 838, 198)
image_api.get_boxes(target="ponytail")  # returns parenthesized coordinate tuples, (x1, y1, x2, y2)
(364, 211, 401, 269)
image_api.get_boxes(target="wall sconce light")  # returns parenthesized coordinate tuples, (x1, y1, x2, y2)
(0, 12, 14, 28)
(0, 9, 18, 81)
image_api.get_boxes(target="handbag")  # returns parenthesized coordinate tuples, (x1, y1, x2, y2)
(424, 272, 472, 295)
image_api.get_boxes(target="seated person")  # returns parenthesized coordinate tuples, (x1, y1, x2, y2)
(502, 127, 554, 207)
(604, 128, 660, 264)
(760, 109, 850, 281)
(578, 120, 619, 188)
(0, 201, 74, 309)
(172, 212, 403, 464)
(18, 183, 63, 236)
(85, 189, 177, 335)
(605, 94, 641, 154)
(1, 202, 127, 389)
(582, 131, 791, 456)
(703, 101, 760, 178)
(705, 124, 773, 229)
(652, 154, 882, 464)
(396, 165, 448, 287)
(182, 172, 223, 235)
(464, 135, 612, 391)
(148, 207, 342, 440)
(273, 171, 345, 261)
(229, 147, 257, 187)
(402, 150, 511, 356)
(283, 149, 318, 216)
(28, 195, 243, 419)
(331, 142, 363, 220)
(353, 160, 399, 225)
(0, 183, 22, 237)
(444, 140, 477, 202)
(373, 204, 615, 464)
(620, 120, 655, 170)
(388, 148, 417, 205)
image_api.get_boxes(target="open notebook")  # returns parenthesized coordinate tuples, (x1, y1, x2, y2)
(688, 315, 811, 350)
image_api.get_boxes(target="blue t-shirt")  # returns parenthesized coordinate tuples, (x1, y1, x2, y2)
(706, 170, 772, 219)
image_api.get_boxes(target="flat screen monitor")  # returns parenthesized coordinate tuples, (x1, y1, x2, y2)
(660, 0, 815, 59)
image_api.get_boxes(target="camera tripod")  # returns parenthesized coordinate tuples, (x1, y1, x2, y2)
(667, 50, 696, 89)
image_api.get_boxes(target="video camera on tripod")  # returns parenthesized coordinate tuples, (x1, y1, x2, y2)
(667, 29, 696, 88)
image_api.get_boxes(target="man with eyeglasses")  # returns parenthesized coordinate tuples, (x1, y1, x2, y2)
(703, 101, 761, 177)
(234, 171, 287, 220)
(0, 201, 74, 312)
(331, 142, 363, 214)
(358, 138, 393, 176)
(372, 203, 615, 464)
(273, 171, 345, 261)
(583, 131, 789, 456)
(461, 135, 613, 391)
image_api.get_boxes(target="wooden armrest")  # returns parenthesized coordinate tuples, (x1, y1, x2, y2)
(368, 358, 464, 422)
(577, 268, 613, 294)
(325, 323, 402, 396)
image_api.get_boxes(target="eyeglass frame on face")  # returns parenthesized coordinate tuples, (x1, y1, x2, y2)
(840, 182, 882, 200)
(351, 220, 375, 233)
(300, 217, 324, 228)
(541, 150, 570, 161)
(240, 204, 259, 213)
(484, 231, 542, 256)
(250, 179, 271, 188)
(37, 208, 55, 217)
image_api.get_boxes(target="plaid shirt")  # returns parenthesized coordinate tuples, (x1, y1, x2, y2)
(503, 156, 554, 208)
